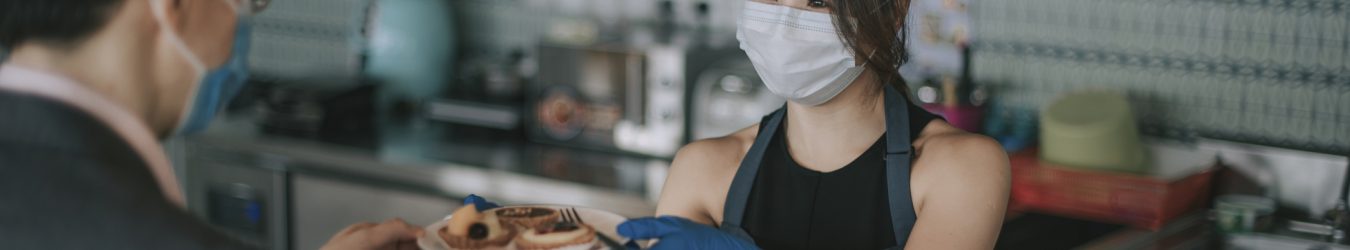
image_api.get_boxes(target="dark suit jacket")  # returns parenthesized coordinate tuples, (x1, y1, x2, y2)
(0, 89, 258, 249)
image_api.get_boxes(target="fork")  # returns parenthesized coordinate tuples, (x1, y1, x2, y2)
(562, 207, 629, 249)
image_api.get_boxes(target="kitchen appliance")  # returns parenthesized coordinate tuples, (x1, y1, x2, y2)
(252, 82, 380, 149)
(186, 143, 462, 250)
(187, 149, 290, 250)
(247, 0, 455, 128)
(364, 0, 456, 103)
(689, 54, 784, 140)
(246, 0, 373, 86)
(250, 0, 455, 90)
(529, 44, 648, 155)
(420, 48, 534, 146)
(188, 0, 457, 248)
(528, 42, 743, 158)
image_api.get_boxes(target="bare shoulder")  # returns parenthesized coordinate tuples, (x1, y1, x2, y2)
(905, 121, 1011, 248)
(673, 124, 760, 172)
(914, 124, 1008, 170)
(654, 124, 760, 225)
(909, 121, 1011, 212)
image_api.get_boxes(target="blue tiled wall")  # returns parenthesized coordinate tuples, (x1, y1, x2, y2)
(971, 0, 1349, 153)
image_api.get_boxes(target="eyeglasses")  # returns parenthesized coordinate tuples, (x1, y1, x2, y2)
(247, 0, 270, 12)
(230, 0, 270, 14)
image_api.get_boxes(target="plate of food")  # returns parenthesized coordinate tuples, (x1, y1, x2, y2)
(418, 204, 631, 250)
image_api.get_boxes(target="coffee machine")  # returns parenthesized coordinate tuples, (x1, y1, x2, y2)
(190, 0, 457, 249)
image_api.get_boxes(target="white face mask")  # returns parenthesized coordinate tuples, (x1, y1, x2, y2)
(737, 1, 866, 106)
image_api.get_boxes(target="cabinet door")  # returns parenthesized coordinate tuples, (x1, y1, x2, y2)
(186, 151, 287, 250)
(292, 174, 459, 250)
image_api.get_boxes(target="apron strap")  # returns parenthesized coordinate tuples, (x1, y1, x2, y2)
(882, 85, 917, 249)
(720, 84, 916, 249)
(719, 106, 787, 241)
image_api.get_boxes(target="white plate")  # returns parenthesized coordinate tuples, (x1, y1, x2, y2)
(418, 205, 629, 250)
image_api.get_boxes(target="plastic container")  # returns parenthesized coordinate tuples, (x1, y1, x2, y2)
(1009, 148, 1217, 230)
(1213, 194, 1276, 233)
(1039, 91, 1148, 173)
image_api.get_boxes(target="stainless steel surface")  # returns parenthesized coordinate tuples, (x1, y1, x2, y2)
(425, 100, 521, 130)
(185, 115, 662, 249)
(190, 131, 659, 218)
(186, 146, 291, 250)
(270, 166, 289, 250)
(613, 45, 686, 157)
(1290, 220, 1337, 238)
(1226, 233, 1350, 250)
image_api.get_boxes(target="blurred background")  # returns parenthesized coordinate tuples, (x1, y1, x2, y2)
(169, 0, 1350, 249)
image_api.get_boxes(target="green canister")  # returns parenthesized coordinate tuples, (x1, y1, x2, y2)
(1040, 91, 1148, 173)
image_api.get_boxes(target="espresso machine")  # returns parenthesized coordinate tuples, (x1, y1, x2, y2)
(188, 0, 458, 249)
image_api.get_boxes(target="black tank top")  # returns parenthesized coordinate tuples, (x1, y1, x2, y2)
(741, 101, 939, 250)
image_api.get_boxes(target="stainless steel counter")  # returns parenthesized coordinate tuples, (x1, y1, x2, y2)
(182, 118, 664, 249)
(192, 133, 661, 211)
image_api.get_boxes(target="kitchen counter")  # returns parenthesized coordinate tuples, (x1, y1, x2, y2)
(189, 117, 1350, 250)
(193, 120, 1190, 249)
(188, 118, 1175, 249)
(186, 117, 665, 218)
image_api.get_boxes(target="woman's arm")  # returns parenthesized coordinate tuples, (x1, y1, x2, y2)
(654, 126, 758, 226)
(905, 135, 1011, 249)
(653, 140, 720, 225)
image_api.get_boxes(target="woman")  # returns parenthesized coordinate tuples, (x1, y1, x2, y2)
(618, 0, 1010, 249)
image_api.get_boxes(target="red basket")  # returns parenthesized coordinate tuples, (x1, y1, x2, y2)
(1009, 148, 1216, 230)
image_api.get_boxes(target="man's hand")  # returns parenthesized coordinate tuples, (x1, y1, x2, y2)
(320, 218, 424, 250)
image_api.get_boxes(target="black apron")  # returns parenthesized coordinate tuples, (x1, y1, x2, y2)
(720, 85, 917, 250)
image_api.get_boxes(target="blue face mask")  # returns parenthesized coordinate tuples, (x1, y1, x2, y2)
(175, 20, 252, 135)
(150, 0, 256, 135)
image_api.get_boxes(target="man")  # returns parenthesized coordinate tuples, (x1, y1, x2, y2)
(0, 0, 421, 249)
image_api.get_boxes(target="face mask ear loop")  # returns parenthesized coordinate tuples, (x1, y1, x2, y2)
(151, 0, 211, 134)
(859, 49, 879, 67)
(149, 0, 208, 75)
(156, 0, 246, 134)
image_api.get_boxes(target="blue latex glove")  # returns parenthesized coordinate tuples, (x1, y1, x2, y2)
(618, 216, 760, 250)
(462, 194, 500, 212)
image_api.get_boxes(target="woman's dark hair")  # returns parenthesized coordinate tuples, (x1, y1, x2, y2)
(0, 0, 125, 50)
(829, 0, 911, 97)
